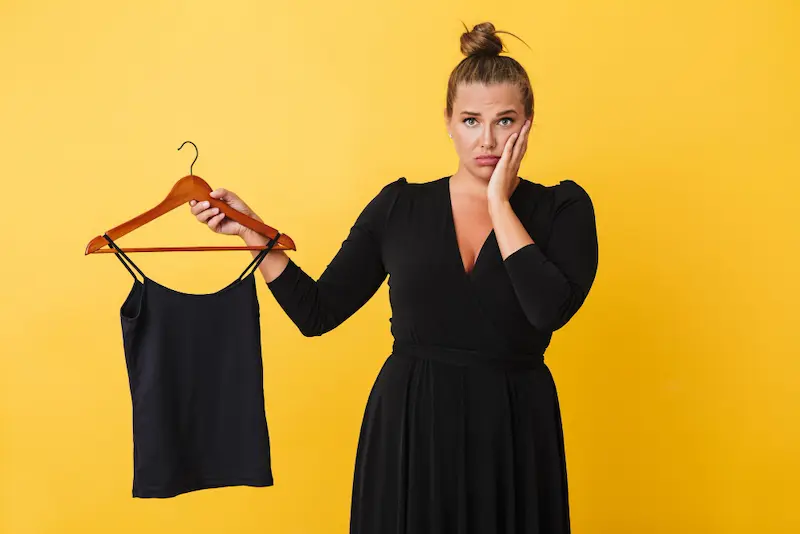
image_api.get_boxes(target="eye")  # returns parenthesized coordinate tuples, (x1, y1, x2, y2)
(462, 117, 514, 126)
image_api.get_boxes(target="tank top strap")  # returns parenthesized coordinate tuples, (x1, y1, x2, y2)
(236, 231, 282, 282)
(103, 233, 146, 282)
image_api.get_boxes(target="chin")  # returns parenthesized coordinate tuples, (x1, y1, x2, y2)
(470, 165, 494, 180)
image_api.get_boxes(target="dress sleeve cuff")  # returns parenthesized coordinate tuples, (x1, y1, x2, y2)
(503, 242, 547, 273)
(266, 256, 301, 296)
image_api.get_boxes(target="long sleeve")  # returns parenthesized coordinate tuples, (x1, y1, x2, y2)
(502, 180, 599, 332)
(265, 178, 405, 337)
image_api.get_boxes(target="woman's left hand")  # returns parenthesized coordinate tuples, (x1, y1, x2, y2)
(487, 118, 531, 204)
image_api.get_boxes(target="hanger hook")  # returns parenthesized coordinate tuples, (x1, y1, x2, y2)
(177, 141, 198, 175)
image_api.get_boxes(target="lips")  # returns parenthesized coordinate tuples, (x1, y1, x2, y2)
(475, 155, 500, 164)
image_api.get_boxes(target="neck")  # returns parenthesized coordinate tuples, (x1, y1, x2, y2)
(450, 168, 490, 197)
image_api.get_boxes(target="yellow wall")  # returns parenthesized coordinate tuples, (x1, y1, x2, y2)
(2, 1, 798, 532)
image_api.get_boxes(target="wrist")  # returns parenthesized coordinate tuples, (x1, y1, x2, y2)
(488, 197, 511, 217)
(240, 227, 268, 246)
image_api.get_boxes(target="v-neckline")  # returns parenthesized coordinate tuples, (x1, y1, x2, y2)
(444, 175, 522, 280)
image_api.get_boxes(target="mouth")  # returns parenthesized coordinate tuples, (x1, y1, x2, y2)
(475, 155, 500, 165)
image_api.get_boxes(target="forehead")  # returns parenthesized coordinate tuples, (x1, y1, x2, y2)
(453, 82, 522, 112)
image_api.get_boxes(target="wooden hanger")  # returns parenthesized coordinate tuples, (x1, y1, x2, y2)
(84, 141, 296, 254)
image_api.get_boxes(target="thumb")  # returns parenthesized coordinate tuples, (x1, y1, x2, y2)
(210, 188, 238, 203)
(210, 187, 250, 213)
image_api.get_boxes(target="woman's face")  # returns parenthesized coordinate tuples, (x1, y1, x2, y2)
(445, 82, 529, 181)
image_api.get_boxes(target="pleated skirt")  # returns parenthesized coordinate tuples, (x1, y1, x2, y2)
(350, 343, 570, 534)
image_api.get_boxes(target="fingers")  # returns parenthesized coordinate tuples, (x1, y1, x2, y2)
(187, 198, 222, 225)
(210, 187, 237, 202)
(196, 204, 221, 223)
(184, 188, 259, 232)
(521, 121, 531, 153)
(190, 199, 213, 216)
(206, 211, 226, 231)
(511, 119, 531, 164)
(500, 131, 518, 164)
(189, 188, 236, 210)
(186, 196, 227, 233)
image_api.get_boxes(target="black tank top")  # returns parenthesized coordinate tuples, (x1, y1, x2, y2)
(103, 232, 280, 498)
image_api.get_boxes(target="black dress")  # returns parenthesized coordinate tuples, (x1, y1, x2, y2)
(266, 175, 598, 533)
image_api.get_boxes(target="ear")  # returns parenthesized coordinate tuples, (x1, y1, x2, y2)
(444, 108, 453, 137)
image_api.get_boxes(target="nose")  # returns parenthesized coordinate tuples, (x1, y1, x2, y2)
(481, 124, 496, 149)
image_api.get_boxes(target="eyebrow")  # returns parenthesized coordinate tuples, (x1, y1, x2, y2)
(460, 109, 518, 117)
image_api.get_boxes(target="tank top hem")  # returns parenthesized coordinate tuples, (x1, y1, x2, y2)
(133, 474, 275, 499)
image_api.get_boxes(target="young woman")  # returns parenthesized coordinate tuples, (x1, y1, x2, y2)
(189, 21, 598, 534)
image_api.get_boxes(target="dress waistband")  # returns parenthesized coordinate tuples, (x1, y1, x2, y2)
(390, 342, 545, 371)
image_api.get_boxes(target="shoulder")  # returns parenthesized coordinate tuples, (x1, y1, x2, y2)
(356, 177, 408, 232)
(548, 179, 594, 217)
(381, 176, 409, 192)
(366, 176, 407, 206)
(380, 176, 443, 192)
(363, 175, 449, 227)
(371, 175, 446, 204)
(369, 176, 409, 206)
(551, 179, 592, 203)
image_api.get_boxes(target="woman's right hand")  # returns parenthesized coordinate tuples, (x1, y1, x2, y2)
(189, 188, 263, 239)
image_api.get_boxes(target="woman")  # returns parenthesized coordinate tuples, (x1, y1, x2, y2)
(189, 22, 598, 534)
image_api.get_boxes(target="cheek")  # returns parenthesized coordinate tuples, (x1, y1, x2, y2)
(454, 140, 470, 159)
(455, 130, 481, 150)
(463, 129, 481, 142)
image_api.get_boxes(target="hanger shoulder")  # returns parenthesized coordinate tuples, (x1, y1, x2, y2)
(85, 175, 295, 254)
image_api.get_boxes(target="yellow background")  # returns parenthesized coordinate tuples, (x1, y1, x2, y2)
(2, 0, 798, 532)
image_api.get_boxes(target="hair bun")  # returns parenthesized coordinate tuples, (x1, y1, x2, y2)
(460, 22, 504, 57)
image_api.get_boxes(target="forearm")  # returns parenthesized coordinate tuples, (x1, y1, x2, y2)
(239, 221, 387, 338)
(238, 178, 401, 337)
(489, 198, 534, 260)
(491, 197, 580, 331)
(490, 184, 598, 332)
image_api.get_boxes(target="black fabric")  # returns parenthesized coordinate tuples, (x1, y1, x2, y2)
(266, 176, 598, 533)
(104, 232, 280, 498)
